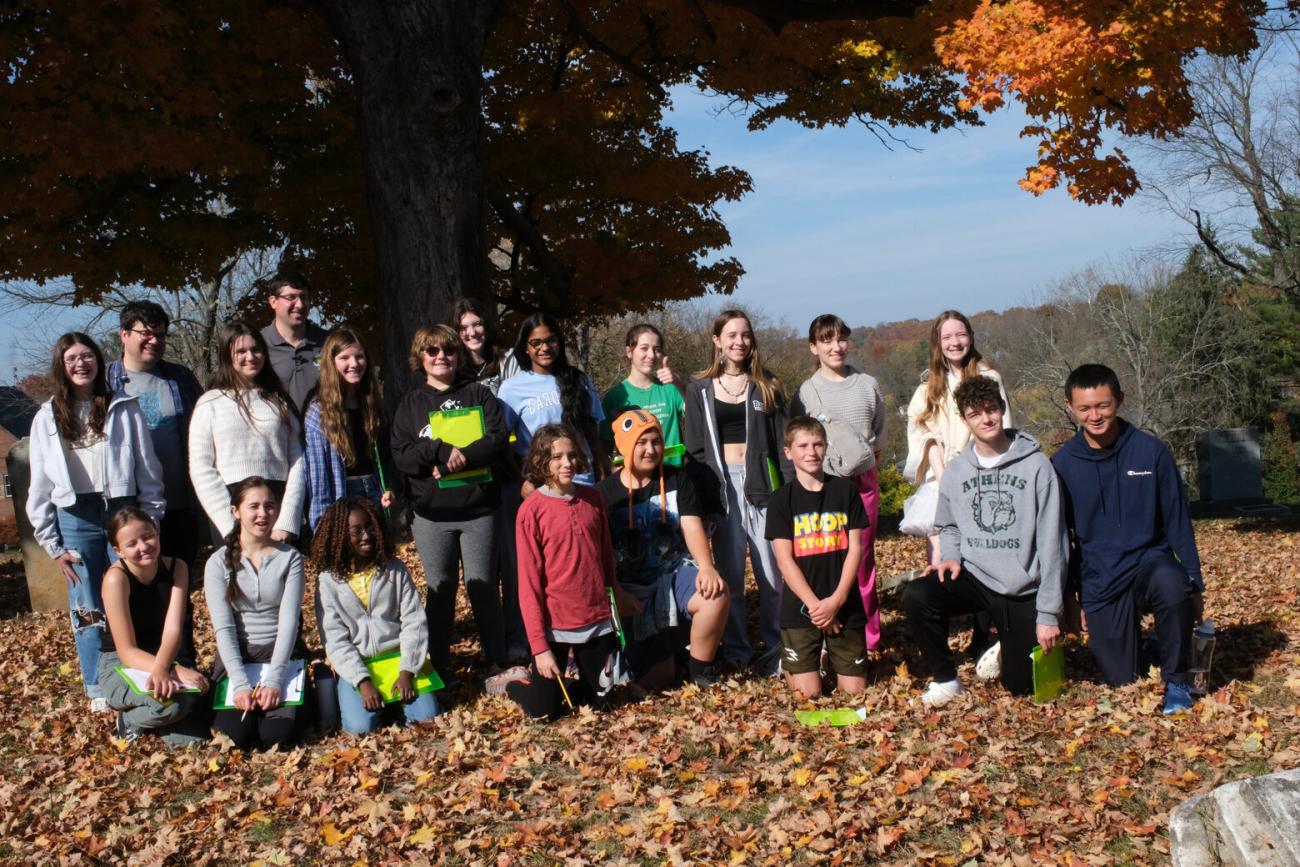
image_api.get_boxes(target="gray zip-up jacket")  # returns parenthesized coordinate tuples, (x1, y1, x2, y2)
(315, 559, 429, 689)
(682, 379, 792, 511)
(935, 430, 1067, 626)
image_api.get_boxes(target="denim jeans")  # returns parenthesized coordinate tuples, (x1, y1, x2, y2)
(713, 464, 781, 664)
(56, 494, 135, 698)
(336, 678, 440, 733)
(345, 473, 382, 505)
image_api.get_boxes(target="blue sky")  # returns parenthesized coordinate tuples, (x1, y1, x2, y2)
(0, 88, 1198, 379)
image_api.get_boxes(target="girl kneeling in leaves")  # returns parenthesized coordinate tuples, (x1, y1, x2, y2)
(99, 507, 210, 745)
(507, 424, 642, 719)
(204, 476, 307, 750)
(312, 496, 440, 733)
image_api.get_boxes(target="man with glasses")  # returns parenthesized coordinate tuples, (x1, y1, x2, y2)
(106, 300, 204, 565)
(260, 271, 330, 413)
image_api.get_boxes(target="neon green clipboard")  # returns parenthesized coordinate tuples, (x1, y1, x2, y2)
(364, 650, 444, 703)
(428, 407, 492, 488)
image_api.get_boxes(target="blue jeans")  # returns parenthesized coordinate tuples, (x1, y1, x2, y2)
(336, 679, 440, 734)
(56, 495, 134, 697)
(345, 474, 382, 505)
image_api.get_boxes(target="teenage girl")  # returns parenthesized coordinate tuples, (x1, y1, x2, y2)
(601, 323, 686, 466)
(507, 424, 640, 719)
(204, 476, 306, 750)
(905, 310, 1011, 564)
(682, 310, 792, 673)
(98, 507, 209, 744)
(303, 327, 395, 531)
(27, 332, 165, 712)
(449, 296, 519, 395)
(189, 322, 306, 541)
(313, 497, 439, 733)
(498, 313, 609, 490)
(790, 314, 887, 654)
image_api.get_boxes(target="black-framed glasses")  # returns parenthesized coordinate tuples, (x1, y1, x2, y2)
(274, 292, 310, 305)
(527, 336, 560, 349)
(126, 328, 167, 340)
(347, 526, 376, 539)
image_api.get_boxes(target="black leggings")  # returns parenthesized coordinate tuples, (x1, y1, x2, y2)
(507, 634, 620, 720)
(213, 703, 301, 751)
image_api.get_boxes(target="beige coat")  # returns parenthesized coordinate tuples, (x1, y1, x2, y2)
(905, 365, 1010, 484)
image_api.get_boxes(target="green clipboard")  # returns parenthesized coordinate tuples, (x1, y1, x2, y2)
(364, 650, 444, 703)
(1030, 643, 1065, 703)
(795, 707, 867, 726)
(765, 456, 783, 492)
(428, 407, 493, 489)
(212, 660, 306, 710)
(114, 665, 202, 706)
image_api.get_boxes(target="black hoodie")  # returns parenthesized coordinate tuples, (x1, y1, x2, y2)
(391, 378, 509, 520)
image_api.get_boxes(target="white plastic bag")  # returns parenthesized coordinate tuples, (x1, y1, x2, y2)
(899, 479, 939, 537)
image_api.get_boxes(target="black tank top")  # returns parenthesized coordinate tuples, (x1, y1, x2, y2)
(101, 559, 196, 663)
(714, 397, 746, 445)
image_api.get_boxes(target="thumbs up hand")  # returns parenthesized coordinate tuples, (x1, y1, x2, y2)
(656, 355, 675, 385)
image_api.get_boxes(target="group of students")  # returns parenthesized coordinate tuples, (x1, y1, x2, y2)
(25, 276, 1207, 749)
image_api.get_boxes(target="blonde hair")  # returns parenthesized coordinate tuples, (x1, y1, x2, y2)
(313, 327, 382, 467)
(916, 310, 987, 429)
(694, 309, 785, 412)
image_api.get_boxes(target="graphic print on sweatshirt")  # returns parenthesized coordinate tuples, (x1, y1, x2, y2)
(791, 509, 850, 557)
(418, 399, 465, 440)
(961, 471, 1028, 540)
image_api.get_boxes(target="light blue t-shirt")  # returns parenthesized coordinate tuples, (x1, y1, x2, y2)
(498, 370, 604, 487)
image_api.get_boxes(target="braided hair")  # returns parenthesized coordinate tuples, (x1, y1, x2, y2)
(310, 496, 394, 578)
(223, 476, 278, 604)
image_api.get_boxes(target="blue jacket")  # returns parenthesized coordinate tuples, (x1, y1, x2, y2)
(1051, 420, 1203, 608)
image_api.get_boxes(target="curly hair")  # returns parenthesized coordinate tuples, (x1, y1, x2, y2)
(223, 476, 278, 604)
(311, 327, 382, 467)
(310, 496, 395, 577)
(522, 423, 589, 489)
(50, 332, 109, 442)
(953, 375, 1006, 416)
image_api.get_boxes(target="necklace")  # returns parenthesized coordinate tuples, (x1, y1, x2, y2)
(716, 373, 748, 398)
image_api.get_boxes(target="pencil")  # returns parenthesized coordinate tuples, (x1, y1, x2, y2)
(555, 674, 574, 709)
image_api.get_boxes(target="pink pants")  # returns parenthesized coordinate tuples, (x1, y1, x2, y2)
(852, 468, 881, 651)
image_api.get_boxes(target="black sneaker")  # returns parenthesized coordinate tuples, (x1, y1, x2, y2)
(688, 657, 721, 688)
(752, 645, 783, 679)
(115, 713, 140, 743)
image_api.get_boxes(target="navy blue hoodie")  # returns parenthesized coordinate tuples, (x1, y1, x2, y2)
(1051, 420, 1203, 608)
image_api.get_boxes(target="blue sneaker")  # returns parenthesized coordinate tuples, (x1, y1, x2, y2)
(1163, 681, 1195, 714)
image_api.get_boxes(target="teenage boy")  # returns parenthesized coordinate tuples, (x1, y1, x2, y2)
(901, 375, 1066, 707)
(260, 271, 330, 413)
(106, 301, 204, 565)
(598, 409, 730, 688)
(764, 416, 870, 699)
(1052, 364, 1203, 713)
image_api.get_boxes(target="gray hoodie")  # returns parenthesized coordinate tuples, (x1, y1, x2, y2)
(935, 430, 1067, 627)
(315, 559, 430, 689)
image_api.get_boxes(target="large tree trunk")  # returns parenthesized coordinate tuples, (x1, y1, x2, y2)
(320, 0, 500, 409)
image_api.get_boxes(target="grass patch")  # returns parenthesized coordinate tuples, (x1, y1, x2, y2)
(1249, 677, 1297, 709)
(247, 819, 289, 844)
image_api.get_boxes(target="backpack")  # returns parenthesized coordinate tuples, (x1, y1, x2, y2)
(800, 377, 875, 478)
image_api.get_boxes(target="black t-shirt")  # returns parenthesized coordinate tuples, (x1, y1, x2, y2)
(598, 467, 706, 587)
(345, 408, 376, 475)
(765, 474, 870, 629)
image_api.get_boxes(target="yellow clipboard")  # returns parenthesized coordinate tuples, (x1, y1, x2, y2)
(428, 406, 492, 488)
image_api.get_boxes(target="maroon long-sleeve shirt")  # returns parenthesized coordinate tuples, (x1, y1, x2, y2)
(515, 486, 618, 655)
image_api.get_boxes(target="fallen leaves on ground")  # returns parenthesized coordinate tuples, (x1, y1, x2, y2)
(0, 518, 1296, 864)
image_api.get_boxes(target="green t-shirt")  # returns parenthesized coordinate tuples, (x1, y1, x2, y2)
(601, 379, 686, 466)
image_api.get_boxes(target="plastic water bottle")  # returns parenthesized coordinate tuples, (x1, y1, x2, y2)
(1188, 618, 1215, 696)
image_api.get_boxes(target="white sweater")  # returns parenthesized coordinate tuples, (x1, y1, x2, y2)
(905, 365, 1011, 484)
(188, 389, 306, 536)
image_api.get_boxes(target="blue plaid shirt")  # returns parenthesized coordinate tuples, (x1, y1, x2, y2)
(303, 400, 350, 531)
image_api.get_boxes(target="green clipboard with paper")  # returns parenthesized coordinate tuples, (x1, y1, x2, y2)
(1030, 642, 1065, 703)
(365, 650, 444, 703)
(428, 406, 492, 489)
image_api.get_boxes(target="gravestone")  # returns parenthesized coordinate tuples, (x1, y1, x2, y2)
(1170, 767, 1300, 866)
(8, 438, 71, 612)
(1196, 428, 1266, 505)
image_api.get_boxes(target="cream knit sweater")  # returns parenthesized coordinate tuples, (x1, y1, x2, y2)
(188, 389, 306, 536)
(905, 366, 1011, 484)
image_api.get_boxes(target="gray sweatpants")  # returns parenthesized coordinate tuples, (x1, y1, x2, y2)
(411, 512, 507, 672)
(97, 652, 208, 743)
(713, 463, 782, 664)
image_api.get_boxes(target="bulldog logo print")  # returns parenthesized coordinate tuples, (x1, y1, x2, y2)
(973, 489, 1016, 533)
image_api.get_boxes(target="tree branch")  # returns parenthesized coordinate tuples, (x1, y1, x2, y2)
(485, 179, 575, 306)
(705, 0, 926, 32)
(1191, 209, 1253, 278)
(564, 2, 668, 99)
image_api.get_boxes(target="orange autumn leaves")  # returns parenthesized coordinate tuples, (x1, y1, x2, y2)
(930, 0, 1261, 204)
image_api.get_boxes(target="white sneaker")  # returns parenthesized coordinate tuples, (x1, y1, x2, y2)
(921, 679, 965, 707)
(89, 697, 111, 714)
(975, 643, 1002, 681)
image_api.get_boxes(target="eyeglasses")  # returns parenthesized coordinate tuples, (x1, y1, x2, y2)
(527, 337, 560, 349)
(422, 346, 456, 358)
(347, 526, 376, 539)
(63, 353, 97, 366)
(273, 292, 310, 306)
(126, 328, 167, 341)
